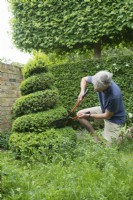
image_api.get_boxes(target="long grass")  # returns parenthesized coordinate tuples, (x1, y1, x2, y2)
(0, 133, 133, 200)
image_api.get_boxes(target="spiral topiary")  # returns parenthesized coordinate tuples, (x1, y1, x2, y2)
(10, 53, 76, 162)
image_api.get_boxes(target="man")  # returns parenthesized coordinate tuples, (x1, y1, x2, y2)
(77, 70, 126, 145)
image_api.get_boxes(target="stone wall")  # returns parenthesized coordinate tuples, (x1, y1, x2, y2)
(0, 63, 23, 132)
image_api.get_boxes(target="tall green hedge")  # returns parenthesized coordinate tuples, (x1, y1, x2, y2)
(50, 55, 133, 125)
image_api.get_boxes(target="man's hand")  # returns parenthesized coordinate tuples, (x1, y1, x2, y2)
(78, 92, 85, 102)
(77, 112, 91, 119)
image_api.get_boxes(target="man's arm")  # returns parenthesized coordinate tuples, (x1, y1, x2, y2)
(77, 109, 114, 120)
(78, 76, 89, 101)
(90, 109, 114, 120)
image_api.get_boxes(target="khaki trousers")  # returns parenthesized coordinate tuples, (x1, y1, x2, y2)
(78, 106, 122, 143)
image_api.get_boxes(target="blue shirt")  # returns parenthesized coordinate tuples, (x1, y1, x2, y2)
(87, 76, 126, 125)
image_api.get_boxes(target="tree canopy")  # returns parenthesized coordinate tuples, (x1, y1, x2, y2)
(9, 0, 133, 57)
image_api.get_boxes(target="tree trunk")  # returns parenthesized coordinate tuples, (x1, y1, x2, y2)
(94, 41, 101, 58)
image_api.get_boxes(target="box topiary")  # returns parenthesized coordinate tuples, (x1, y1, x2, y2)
(20, 72, 55, 95)
(10, 54, 76, 162)
(12, 89, 60, 118)
(9, 127, 77, 162)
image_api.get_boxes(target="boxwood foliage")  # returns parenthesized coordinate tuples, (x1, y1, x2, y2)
(11, 54, 76, 162)
(50, 55, 133, 125)
(12, 106, 67, 133)
(0, 132, 11, 150)
(20, 72, 55, 95)
(12, 89, 60, 118)
(22, 54, 49, 79)
(9, 127, 77, 162)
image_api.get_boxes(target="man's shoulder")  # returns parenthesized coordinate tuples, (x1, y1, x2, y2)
(111, 81, 121, 94)
(86, 76, 93, 83)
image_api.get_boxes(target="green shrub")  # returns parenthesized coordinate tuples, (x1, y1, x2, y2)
(22, 56, 48, 79)
(10, 53, 72, 164)
(12, 106, 67, 133)
(9, 127, 77, 162)
(20, 72, 55, 95)
(12, 89, 60, 118)
(0, 132, 11, 150)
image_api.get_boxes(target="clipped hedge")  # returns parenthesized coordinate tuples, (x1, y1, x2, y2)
(9, 127, 77, 162)
(20, 72, 55, 95)
(10, 53, 78, 163)
(50, 59, 105, 111)
(12, 89, 60, 118)
(12, 106, 67, 133)
(22, 57, 48, 79)
(50, 55, 133, 125)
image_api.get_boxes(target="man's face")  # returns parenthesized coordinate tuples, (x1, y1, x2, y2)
(94, 88, 103, 92)
(94, 85, 108, 92)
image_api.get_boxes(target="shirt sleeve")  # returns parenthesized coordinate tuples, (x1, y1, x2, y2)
(86, 76, 93, 84)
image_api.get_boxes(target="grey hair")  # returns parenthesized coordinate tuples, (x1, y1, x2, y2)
(92, 70, 113, 90)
